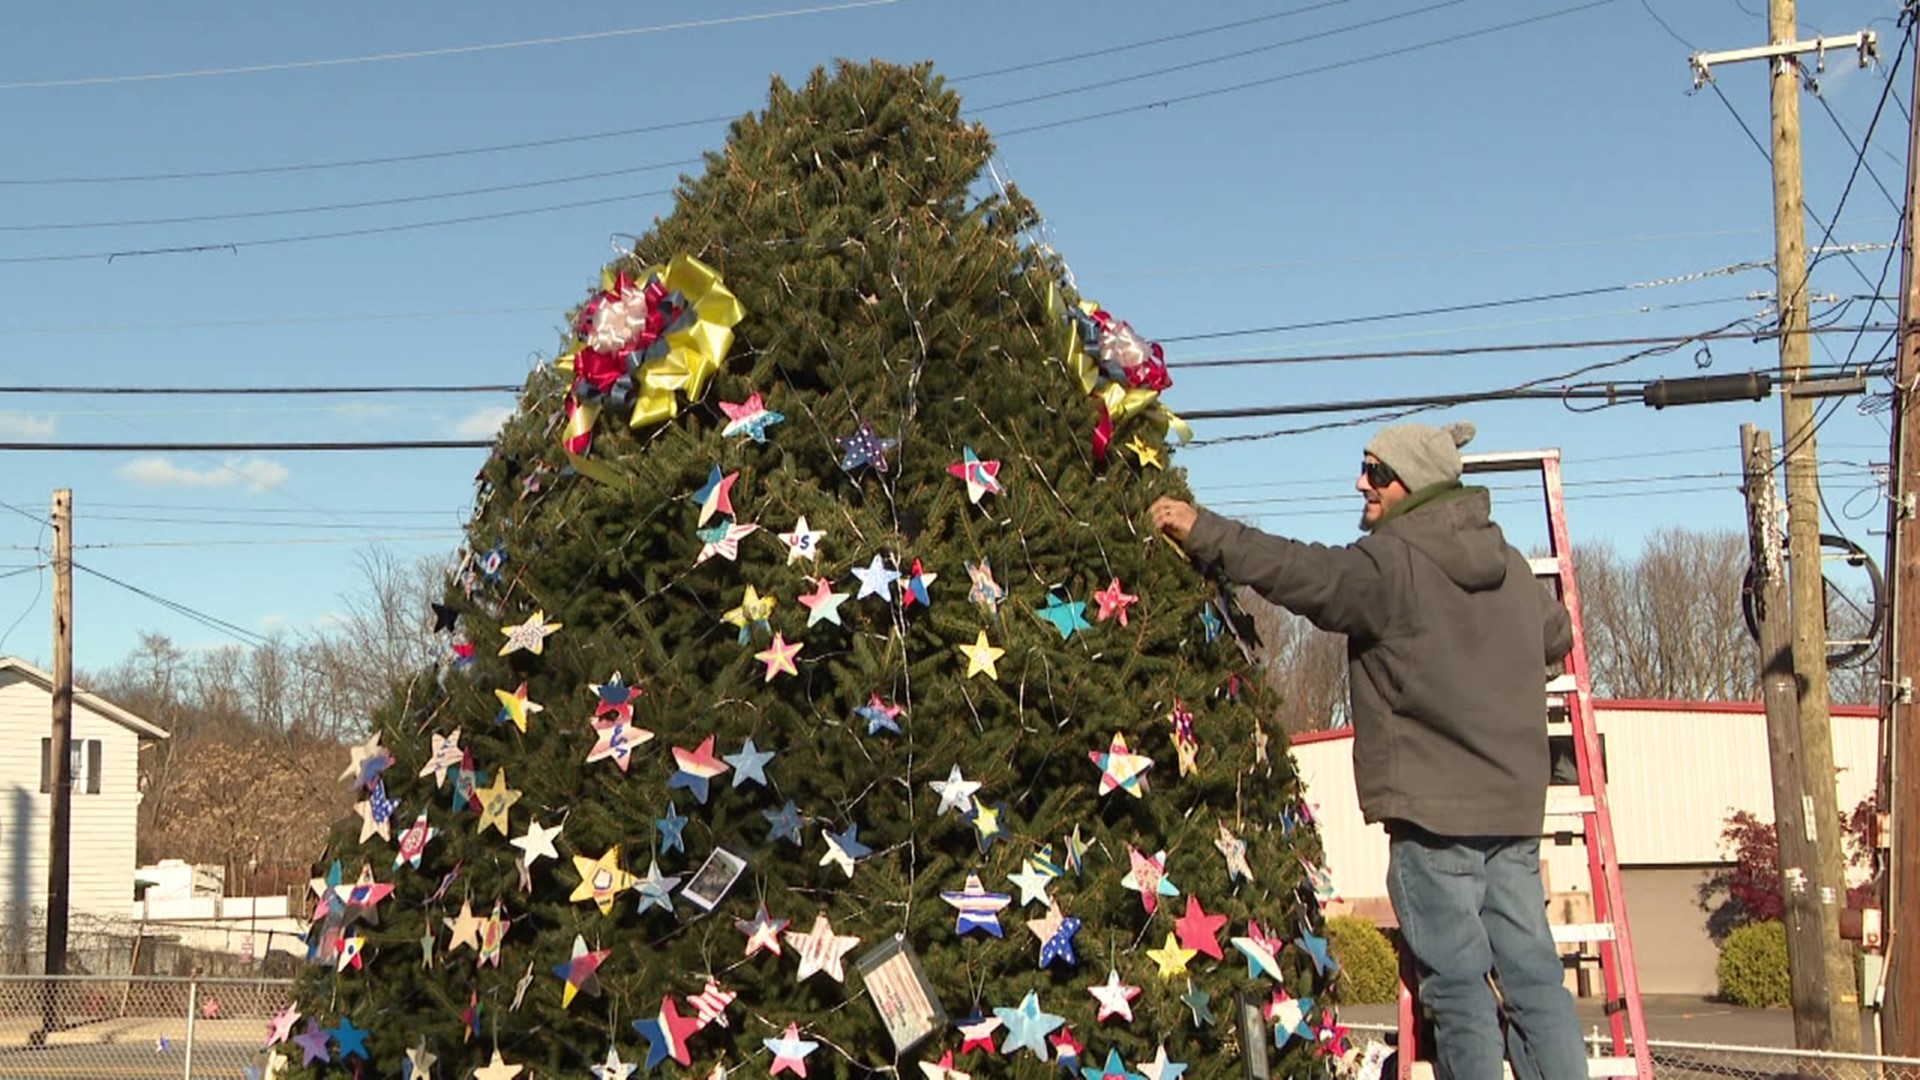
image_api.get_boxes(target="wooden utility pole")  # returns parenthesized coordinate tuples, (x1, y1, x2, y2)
(1878, 2, 1920, 1055)
(44, 489, 72, 978)
(1743, 425, 1841, 1044)
(1767, 0, 1862, 1048)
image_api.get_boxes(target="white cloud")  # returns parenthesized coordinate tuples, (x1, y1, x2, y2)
(0, 412, 57, 438)
(259, 614, 288, 633)
(116, 456, 290, 493)
(450, 406, 516, 439)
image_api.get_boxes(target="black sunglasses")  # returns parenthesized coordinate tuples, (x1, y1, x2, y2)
(1361, 459, 1398, 488)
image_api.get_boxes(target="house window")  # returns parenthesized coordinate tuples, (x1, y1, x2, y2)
(39, 738, 102, 795)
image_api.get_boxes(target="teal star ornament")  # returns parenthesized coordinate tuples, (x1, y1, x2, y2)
(1034, 591, 1092, 640)
(994, 991, 1065, 1061)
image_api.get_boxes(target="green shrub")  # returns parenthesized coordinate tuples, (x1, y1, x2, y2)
(1326, 915, 1400, 1004)
(1717, 920, 1790, 1007)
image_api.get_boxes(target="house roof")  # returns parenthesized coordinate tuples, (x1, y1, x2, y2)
(0, 656, 169, 741)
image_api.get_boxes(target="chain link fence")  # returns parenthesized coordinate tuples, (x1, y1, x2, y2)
(0, 975, 291, 1079)
(1344, 1021, 1920, 1079)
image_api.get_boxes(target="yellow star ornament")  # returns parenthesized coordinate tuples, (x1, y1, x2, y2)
(1126, 436, 1164, 470)
(957, 631, 1005, 680)
(492, 682, 543, 733)
(1147, 931, 1197, 979)
(475, 770, 523, 836)
(499, 610, 563, 656)
(570, 845, 637, 915)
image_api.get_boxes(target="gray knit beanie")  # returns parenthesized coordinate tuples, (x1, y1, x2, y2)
(1365, 420, 1477, 492)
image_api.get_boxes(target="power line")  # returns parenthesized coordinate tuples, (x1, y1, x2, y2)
(1172, 324, 1895, 368)
(996, 1, 1613, 137)
(974, 0, 1471, 114)
(0, 0, 901, 91)
(0, 440, 490, 452)
(1, 160, 699, 233)
(72, 532, 462, 550)
(0, 190, 671, 265)
(953, 0, 1363, 81)
(0, 383, 520, 396)
(69, 562, 274, 649)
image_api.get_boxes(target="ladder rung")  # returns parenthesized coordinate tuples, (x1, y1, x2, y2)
(1586, 1056, 1642, 1078)
(1461, 449, 1557, 472)
(1550, 921, 1617, 944)
(1546, 791, 1595, 816)
(1545, 673, 1578, 694)
(1529, 556, 1563, 577)
(1546, 719, 1573, 737)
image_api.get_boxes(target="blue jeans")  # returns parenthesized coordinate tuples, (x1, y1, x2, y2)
(1387, 824, 1588, 1080)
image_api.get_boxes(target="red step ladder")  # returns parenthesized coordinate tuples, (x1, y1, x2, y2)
(1392, 449, 1652, 1080)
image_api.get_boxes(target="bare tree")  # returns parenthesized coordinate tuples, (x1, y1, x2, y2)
(1238, 588, 1349, 736)
(1574, 528, 1756, 701)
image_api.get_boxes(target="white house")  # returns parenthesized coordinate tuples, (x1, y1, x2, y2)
(1291, 699, 1881, 997)
(0, 656, 168, 967)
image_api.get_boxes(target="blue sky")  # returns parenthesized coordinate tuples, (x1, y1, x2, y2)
(0, 0, 1906, 672)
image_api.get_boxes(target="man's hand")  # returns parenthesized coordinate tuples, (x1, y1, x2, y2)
(1150, 497, 1198, 542)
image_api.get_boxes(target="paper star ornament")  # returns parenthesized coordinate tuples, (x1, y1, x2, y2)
(1126, 435, 1163, 469)
(1082, 1047, 1143, 1080)
(474, 770, 522, 836)
(1232, 921, 1286, 980)
(724, 736, 775, 787)
(1302, 857, 1339, 904)
(1180, 984, 1214, 1028)
(1087, 969, 1141, 1023)
(1170, 703, 1199, 777)
(570, 846, 637, 915)
(693, 466, 739, 527)
(764, 1023, 819, 1077)
(552, 934, 611, 1008)
(965, 558, 1004, 613)
(941, 873, 1012, 937)
(850, 555, 900, 601)
(634, 857, 682, 914)
(689, 978, 737, 1029)
(419, 729, 462, 787)
(694, 518, 759, 565)
(655, 801, 689, 854)
(1174, 896, 1228, 960)
(1026, 897, 1082, 968)
(393, 813, 437, 870)
(854, 692, 904, 735)
(919, 1050, 971, 1080)
(785, 912, 860, 982)
(669, 735, 732, 802)
(720, 392, 785, 442)
(1092, 577, 1138, 626)
(819, 823, 872, 878)
(472, 1050, 523, 1080)
(1052, 1028, 1084, 1072)
(591, 671, 642, 722)
(1297, 928, 1338, 976)
(1268, 990, 1314, 1045)
(735, 904, 790, 957)
(1006, 861, 1053, 908)
(492, 682, 543, 733)
(835, 419, 898, 473)
(1120, 846, 1179, 914)
(1034, 592, 1092, 640)
(590, 1044, 638, 1080)
(967, 801, 1007, 853)
(994, 991, 1065, 1062)
(477, 901, 511, 967)
(632, 996, 701, 1069)
(797, 577, 850, 626)
(264, 1003, 300, 1048)
(754, 632, 802, 681)
(510, 819, 562, 868)
(1146, 932, 1197, 979)
(957, 630, 1004, 679)
(1136, 1045, 1188, 1080)
(404, 1041, 437, 1080)
(763, 800, 805, 846)
(1214, 821, 1253, 883)
(1090, 732, 1153, 797)
(499, 610, 562, 656)
(340, 731, 392, 790)
(587, 716, 653, 771)
(291, 1020, 331, 1065)
(779, 516, 825, 564)
(946, 446, 1002, 503)
(956, 1013, 1003, 1055)
(443, 898, 484, 954)
(900, 558, 938, 608)
(722, 585, 776, 643)
(930, 764, 981, 816)
(355, 779, 398, 843)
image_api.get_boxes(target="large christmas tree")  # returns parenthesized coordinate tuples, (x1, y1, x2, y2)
(280, 60, 1340, 1080)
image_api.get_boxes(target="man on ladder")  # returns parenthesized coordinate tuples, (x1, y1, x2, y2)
(1151, 420, 1589, 1079)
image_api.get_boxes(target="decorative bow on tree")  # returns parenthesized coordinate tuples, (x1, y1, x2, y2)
(558, 254, 746, 457)
(1047, 283, 1190, 465)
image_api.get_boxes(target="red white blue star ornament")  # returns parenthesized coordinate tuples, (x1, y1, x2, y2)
(942, 873, 1012, 937)
(393, 813, 437, 870)
(735, 904, 789, 958)
(693, 466, 739, 527)
(1081, 1047, 1143, 1080)
(695, 519, 759, 565)
(1087, 969, 1141, 1023)
(764, 1023, 819, 1077)
(669, 735, 732, 803)
(946, 446, 1002, 504)
(720, 392, 785, 442)
(633, 995, 702, 1069)
(900, 558, 938, 608)
(587, 716, 652, 771)
(835, 419, 898, 473)
(1026, 897, 1081, 968)
(785, 912, 860, 982)
(854, 692, 904, 735)
(591, 672, 641, 722)
(779, 516, 825, 565)
(688, 978, 737, 1029)
(1231, 920, 1286, 980)
(418, 729, 463, 788)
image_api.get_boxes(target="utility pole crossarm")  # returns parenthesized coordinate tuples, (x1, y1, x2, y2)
(1691, 30, 1878, 89)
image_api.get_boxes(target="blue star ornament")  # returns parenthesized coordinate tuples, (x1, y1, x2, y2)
(724, 737, 776, 788)
(655, 801, 689, 854)
(836, 419, 899, 473)
(994, 991, 1066, 1061)
(941, 873, 1012, 937)
(763, 800, 806, 846)
(1199, 604, 1224, 642)
(327, 1017, 370, 1062)
(1082, 1048, 1143, 1080)
(1297, 929, 1338, 977)
(850, 555, 901, 601)
(1035, 592, 1093, 640)
(854, 693, 904, 736)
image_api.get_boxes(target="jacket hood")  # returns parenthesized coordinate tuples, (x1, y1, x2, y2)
(1379, 485, 1510, 591)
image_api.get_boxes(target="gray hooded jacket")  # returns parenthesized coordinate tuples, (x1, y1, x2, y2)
(1184, 484, 1572, 837)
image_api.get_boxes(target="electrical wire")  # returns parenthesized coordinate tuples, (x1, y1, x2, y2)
(0, 0, 902, 91)
(996, 2, 1613, 138)
(71, 533, 462, 550)
(1171, 325, 1893, 369)
(0, 189, 673, 265)
(0, 440, 491, 452)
